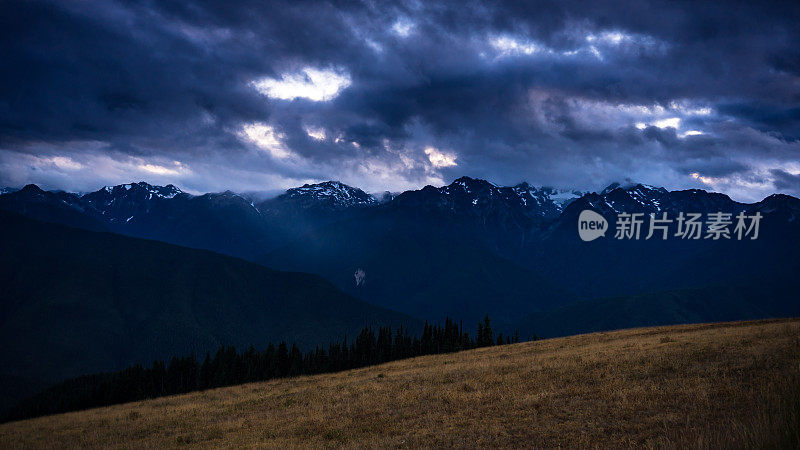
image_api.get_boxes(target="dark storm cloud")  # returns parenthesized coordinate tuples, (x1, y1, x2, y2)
(0, 0, 799, 200)
(717, 102, 800, 139)
(772, 169, 800, 191)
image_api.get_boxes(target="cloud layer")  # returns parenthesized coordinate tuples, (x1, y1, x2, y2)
(1, 0, 799, 200)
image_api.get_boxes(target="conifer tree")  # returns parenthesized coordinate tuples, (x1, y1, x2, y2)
(3, 314, 540, 422)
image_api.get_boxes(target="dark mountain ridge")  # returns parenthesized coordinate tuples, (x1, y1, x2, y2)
(0, 210, 419, 412)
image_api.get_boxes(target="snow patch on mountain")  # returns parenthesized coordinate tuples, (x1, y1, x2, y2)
(510, 183, 583, 213)
(91, 182, 183, 204)
(277, 181, 378, 210)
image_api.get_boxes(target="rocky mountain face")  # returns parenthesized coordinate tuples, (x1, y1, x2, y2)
(392, 176, 580, 220)
(261, 181, 377, 212)
(81, 182, 185, 223)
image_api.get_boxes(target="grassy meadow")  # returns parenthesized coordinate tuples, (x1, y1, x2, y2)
(1, 318, 799, 448)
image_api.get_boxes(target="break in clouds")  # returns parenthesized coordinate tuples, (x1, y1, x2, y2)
(1, 0, 799, 201)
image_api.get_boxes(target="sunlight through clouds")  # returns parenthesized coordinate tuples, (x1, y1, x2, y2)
(490, 35, 543, 56)
(424, 147, 457, 168)
(49, 156, 83, 171)
(138, 162, 186, 176)
(653, 117, 681, 129)
(252, 68, 351, 102)
(240, 123, 294, 158)
(691, 172, 714, 184)
(391, 19, 415, 37)
(304, 126, 327, 141)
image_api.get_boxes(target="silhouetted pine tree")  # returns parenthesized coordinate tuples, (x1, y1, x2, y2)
(277, 342, 289, 377)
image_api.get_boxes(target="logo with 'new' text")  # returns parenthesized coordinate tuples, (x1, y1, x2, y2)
(578, 210, 762, 242)
(578, 210, 608, 241)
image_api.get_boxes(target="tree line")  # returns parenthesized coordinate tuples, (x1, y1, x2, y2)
(4, 316, 527, 422)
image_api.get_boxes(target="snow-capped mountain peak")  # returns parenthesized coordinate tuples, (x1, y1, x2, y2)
(600, 182, 667, 197)
(274, 181, 377, 210)
(392, 177, 582, 221)
(600, 182, 622, 196)
(512, 183, 583, 212)
(80, 182, 186, 223)
(447, 176, 498, 193)
(592, 182, 670, 212)
(94, 182, 183, 201)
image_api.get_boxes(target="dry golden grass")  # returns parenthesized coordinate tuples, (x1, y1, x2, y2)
(2, 319, 799, 448)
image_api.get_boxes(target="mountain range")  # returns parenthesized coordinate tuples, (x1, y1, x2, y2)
(2, 177, 798, 330)
(2, 175, 799, 412)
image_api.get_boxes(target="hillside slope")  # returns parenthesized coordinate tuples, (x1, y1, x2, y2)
(515, 282, 800, 339)
(0, 211, 418, 410)
(1, 319, 798, 448)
